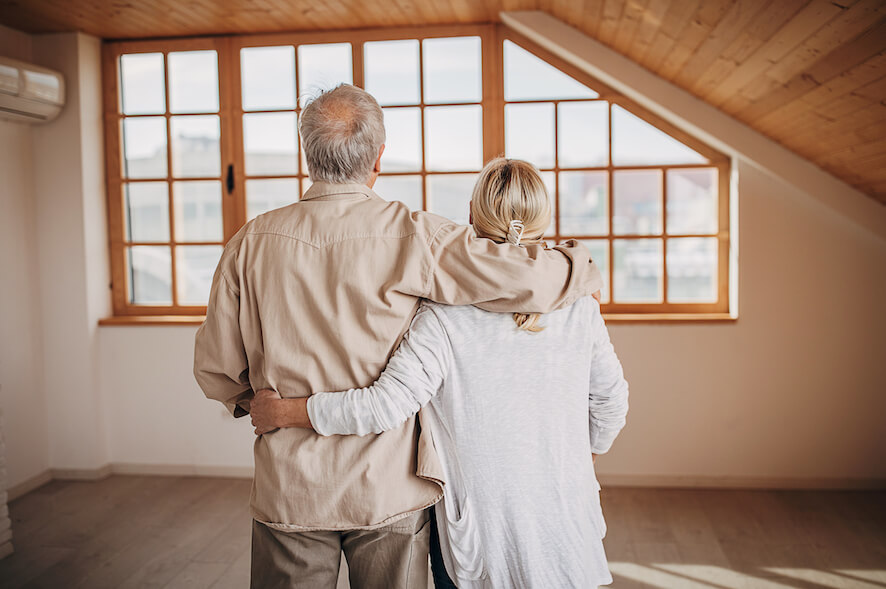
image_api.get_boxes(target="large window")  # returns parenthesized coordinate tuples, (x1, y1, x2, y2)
(103, 25, 731, 321)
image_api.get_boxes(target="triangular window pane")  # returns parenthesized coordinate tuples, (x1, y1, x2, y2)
(612, 105, 708, 165)
(504, 40, 598, 101)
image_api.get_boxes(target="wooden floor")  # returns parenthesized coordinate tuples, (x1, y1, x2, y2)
(1, 476, 884, 589)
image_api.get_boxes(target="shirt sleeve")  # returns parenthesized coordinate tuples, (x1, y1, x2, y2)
(587, 299, 629, 454)
(193, 251, 253, 418)
(423, 220, 604, 314)
(307, 304, 452, 437)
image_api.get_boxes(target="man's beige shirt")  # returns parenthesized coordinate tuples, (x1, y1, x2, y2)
(194, 181, 603, 531)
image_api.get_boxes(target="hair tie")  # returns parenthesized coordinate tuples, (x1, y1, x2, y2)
(507, 220, 525, 246)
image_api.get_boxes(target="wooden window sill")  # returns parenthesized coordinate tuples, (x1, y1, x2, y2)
(99, 316, 206, 326)
(99, 313, 737, 327)
(603, 313, 736, 323)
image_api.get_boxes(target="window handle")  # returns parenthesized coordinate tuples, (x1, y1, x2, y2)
(226, 164, 234, 194)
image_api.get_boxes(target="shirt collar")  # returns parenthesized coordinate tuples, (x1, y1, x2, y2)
(301, 181, 381, 202)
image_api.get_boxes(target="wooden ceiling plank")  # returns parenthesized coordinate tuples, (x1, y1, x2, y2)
(611, 0, 651, 55)
(707, 0, 847, 107)
(804, 18, 886, 83)
(783, 102, 885, 151)
(757, 70, 882, 135)
(851, 72, 886, 101)
(800, 50, 886, 108)
(820, 138, 886, 167)
(674, 0, 769, 90)
(745, 19, 886, 126)
(764, 0, 886, 85)
(635, 0, 701, 69)
(597, 0, 627, 46)
(624, 0, 673, 63)
(551, 0, 585, 29)
(656, 0, 734, 81)
(579, 0, 608, 39)
(690, 0, 807, 99)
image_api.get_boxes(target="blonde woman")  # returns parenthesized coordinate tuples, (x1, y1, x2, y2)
(251, 158, 629, 588)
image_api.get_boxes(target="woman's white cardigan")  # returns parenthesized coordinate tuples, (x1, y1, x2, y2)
(309, 296, 629, 589)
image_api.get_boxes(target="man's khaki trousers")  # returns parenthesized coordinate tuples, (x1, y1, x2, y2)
(250, 508, 431, 588)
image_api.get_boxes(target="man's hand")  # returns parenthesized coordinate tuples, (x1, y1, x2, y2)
(251, 388, 283, 435)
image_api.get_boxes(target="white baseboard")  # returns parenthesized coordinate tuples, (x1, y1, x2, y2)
(7, 466, 884, 502)
(110, 462, 254, 479)
(597, 473, 886, 490)
(51, 464, 113, 481)
(6, 470, 52, 501)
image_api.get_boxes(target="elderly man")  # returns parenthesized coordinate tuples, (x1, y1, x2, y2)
(194, 84, 602, 589)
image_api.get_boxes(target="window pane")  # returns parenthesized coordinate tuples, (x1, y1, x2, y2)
(424, 106, 482, 172)
(373, 175, 423, 210)
(427, 174, 474, 225)
(667, 238, 718, 303)
(381, 108, 422, 172)
(125, 182, 169, 242)
(613, 169, 662, 235)
(505, 103, 554, 169)
(667, 168, 718, 235)
(423, 37, 481, 104)
(244, 112, 298, 176)
(123, 117, 167, 179)
(612, 105, 707, 166)
(503, 40, 597, 101)
(120, 53, 165, 115)
(176, 246, 223, 305)
(128, 246, 172, 304)
(246, 178, 300, 220)
(173, 181, 222, 242)
(171, 115, 220, 178)
(581, 240, 610, 303)
(559, 171, 608, 236)
(365, 40, 420, 106)
(298, 43, 352, 107)
(558, 102, 608, 168)
(613, 239, 663, 303)
(541, 171, 555, 238)
(168, 50, 218, 114)
(241, 46, 296, 111)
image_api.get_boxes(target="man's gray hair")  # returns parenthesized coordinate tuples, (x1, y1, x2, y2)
(299, 84, 386, 184)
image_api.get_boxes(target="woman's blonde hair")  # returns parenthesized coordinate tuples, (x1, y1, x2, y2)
(470, 158, 552, 332)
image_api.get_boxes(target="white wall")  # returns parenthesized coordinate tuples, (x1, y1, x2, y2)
(99, 326, 255, 473)
(603, 159, 886, 485)
(30, 32, 111, 473)
(97, 156, 886, 487)
(0, 25, 49, 491)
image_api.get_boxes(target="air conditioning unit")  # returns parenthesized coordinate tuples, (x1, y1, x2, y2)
(0, 56, 65, 123)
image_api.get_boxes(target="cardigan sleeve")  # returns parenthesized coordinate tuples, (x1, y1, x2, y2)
(587, 299, 629, 454)
(307, 303, 453, 436)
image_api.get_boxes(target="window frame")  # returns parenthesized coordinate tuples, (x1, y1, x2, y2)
(101, 24, 732, 322)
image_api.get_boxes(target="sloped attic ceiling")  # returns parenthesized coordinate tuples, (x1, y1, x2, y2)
(1, 0, 884, 204)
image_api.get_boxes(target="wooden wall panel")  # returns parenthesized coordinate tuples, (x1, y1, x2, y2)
(1, 0, 884, 203)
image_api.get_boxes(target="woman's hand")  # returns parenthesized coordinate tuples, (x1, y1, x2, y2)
(251, 388, 284, 435)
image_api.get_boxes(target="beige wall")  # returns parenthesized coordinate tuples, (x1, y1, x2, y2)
(0, 27, 111, 491)
(97, 157, 886, 487)
(0, 25, 49, 490)
(31, 32, 111, 474)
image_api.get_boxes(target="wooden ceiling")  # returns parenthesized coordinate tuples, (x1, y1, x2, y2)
(2, 0, 885, 204)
